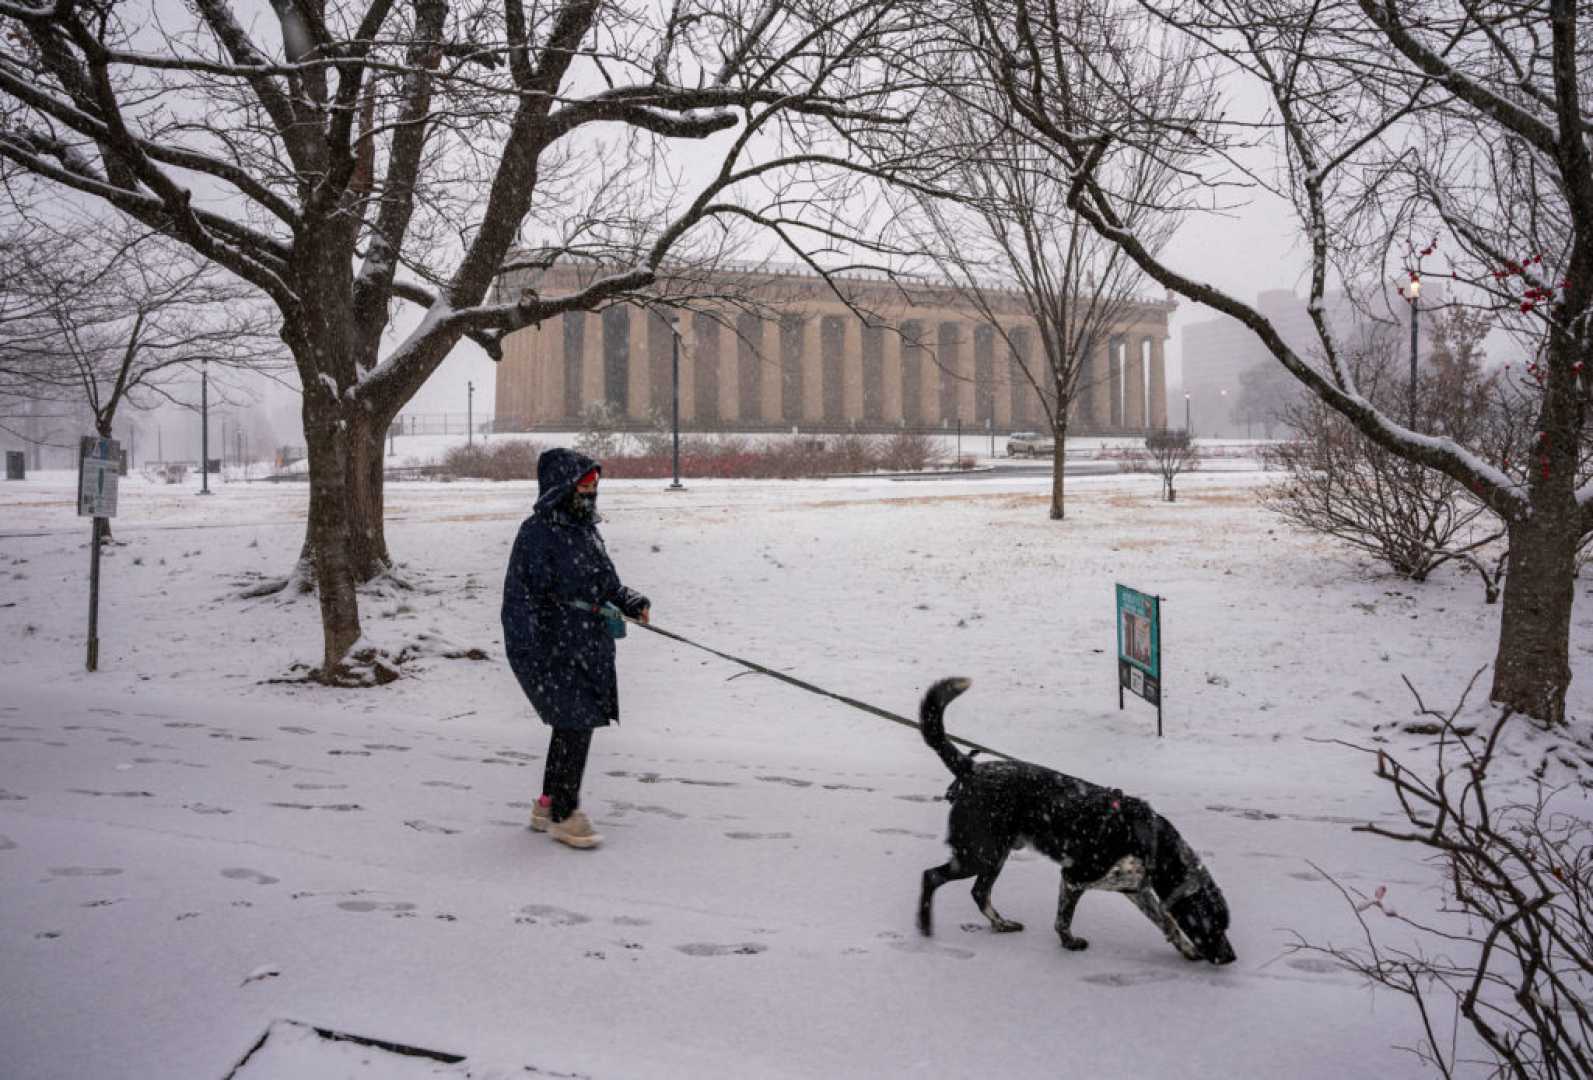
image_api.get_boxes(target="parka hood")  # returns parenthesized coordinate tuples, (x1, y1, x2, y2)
(534, 447, 601, 516)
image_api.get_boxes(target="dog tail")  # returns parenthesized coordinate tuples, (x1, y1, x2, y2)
(920, 677, 974, 779)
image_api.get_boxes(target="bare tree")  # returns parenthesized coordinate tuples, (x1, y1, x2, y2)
(950, 0, 1593, 724)
(1262, 308, 1507, 599)
(1297, 675, 1592, 1079)
(0, 218, 282, 455)
(899, 10, 1194, 519)
(1142, 427, 1197, 502)
(0, 0, 928, 679)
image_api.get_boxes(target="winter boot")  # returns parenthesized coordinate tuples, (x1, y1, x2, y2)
(550, 809, 602, 849)
(529, 795, 552, 833)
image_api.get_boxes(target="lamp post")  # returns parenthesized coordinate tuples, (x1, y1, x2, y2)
(1183, 392, 1191, 436)
(199, 359, 211, 495)
(1219, 388, 1228, 438)
(667, 314, 684, 491)
(1406, 275, 1421, 429)
(467, 380, 474, 447)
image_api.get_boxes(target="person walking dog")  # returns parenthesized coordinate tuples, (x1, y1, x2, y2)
(502, 448, 650, 849)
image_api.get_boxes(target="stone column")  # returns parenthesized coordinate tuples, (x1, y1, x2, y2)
(841, 316, 863, 422)
(627, 309, 650, 421)
(582, 308, 604, 416)
(957, 322, 977, 424)
(1126, 334, 1147, 431)
(759, 317, 782, 424)
(1089, 336, 1113, 432)
(720, 312, 741, 424)
(1149, 334, 1168, 429)
(801, 313, 823, 423)
(883, 323, 904, 424)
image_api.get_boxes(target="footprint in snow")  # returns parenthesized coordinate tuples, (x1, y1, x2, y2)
(0, 834, 15, 851)
(1081, 971, 1180, 988)
(754, 776, 812, 788)
(404, 819, 460, 835)
(184, 803, 233, 815)
(268, 802, 362, 812)
(221, 868, 279, 885)
(675, 942, 768, 957)
(337, 900, 417, 914)
(421, 780, 472, 790)
(514, 904, 591, 927)
(49, 867, 123, 878)
(724, 831, 793, 841)
(887, 938, 974, 960)
(1285, 956, 1343, 975)
(292, 783, 347, 791)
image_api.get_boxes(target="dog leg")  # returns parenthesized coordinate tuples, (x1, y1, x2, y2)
(1128, 890, 1201, 961)
(919, 859, 975, 936)
(971, 870, 1024, 933)
(1054, 881, 1089, 950)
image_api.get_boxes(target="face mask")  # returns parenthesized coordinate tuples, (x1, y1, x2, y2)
(569, 490, 598, 522)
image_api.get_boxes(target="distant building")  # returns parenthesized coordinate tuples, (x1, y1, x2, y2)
(1181, 289, 1435, 437)
(493, 263, 1177, 435)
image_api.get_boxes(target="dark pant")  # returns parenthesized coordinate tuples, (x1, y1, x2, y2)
(543, 727, 593, 822)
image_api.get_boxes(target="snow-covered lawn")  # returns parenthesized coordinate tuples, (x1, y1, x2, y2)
(1, 465, 1588, 1077)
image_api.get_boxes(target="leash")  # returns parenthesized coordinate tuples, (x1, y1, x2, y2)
(597, 604, 1018, 764)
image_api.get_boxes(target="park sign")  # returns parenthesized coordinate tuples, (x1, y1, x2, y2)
(1115, 583, 1163, 736)
(77, 436, 120, 518)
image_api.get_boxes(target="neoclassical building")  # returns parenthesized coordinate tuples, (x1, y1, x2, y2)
(493, 263, 1174, 434)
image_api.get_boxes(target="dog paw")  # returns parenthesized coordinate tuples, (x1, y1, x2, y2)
(1058, 935, 1090, 951)
(993, 919, 1025, 933)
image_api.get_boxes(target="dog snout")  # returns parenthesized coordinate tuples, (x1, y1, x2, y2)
(1209, 937, 1237, 965)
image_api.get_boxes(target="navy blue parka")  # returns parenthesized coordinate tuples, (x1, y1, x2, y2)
(501, 448, 649, 729)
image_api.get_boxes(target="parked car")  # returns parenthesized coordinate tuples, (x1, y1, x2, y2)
(1006, 431, 1057, 457)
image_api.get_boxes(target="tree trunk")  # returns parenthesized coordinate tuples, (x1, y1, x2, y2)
(303, 404, 363, 674)
(1049, 417, 1068, 520)
(347, 410, 391, 580)
(1490, 509, 1579, 726)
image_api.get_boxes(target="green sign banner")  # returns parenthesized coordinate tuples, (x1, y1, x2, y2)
(1115, 584, 1162, 730)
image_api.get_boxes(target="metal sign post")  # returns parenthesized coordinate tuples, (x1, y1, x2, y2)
(1115, 583, 1163, 736)
(78, 436, 121, 672)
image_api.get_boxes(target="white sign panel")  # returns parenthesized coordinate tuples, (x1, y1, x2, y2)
(78, 436, 120, 518)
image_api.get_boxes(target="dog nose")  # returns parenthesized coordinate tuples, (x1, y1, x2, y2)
(1211, 938, 1237, 965)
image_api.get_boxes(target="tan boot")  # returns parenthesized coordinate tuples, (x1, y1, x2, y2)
(529, 798, 551, 833)
(550, 809, 602, 849)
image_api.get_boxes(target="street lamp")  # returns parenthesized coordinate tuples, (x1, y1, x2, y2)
(1406, 275, 1421, 429)
(199, 358, 211, 495)
(667, 314, 685, 491)
(1183, 391, 1191, 436)
(1219, 388, 1228, 438)
(467, 380, 474, 447)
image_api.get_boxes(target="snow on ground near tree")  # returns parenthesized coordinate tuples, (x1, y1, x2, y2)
(1, 465, 1589, 1078)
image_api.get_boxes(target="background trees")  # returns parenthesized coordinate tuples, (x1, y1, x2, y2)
(0, 217, 282, 450)
(897, 29, 1196, 519)
(0, 0, 929, 678)
(940, 0, 1593, 723)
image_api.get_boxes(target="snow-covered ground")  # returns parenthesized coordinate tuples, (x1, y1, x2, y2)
(1, 463, 1588, 1078)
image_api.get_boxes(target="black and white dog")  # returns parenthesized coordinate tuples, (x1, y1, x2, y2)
(917, 677, 1236, 964)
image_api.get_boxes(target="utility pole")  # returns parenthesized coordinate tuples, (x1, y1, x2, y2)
(668, 315, 684, 491)
(199, 359, 211, 495)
